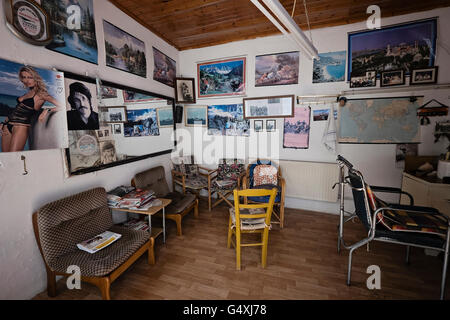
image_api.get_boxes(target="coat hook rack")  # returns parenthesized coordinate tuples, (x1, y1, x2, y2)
(20, 155, 28, 175)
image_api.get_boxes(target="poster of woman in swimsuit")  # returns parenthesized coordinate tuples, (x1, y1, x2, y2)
(0, 57, 67, 152)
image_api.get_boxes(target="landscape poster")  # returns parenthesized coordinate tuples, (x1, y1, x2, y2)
(207, 104, 250, 136)
(198, 57, 246, 98)
(255, 51, 299, 86)
(42, 0, 98, 64)
(103, 20, 147, 77)
(153, 47, 176, 87)
(313, 51, 346, 83)
(124, 108, 159, 137)
(347, 19, 436, 80)
(283, 107, 310, 149)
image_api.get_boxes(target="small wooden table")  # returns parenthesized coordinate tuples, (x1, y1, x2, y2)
(110, 198, 172, 243)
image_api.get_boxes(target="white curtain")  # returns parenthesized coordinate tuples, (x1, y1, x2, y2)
(322, 103, 337, 153)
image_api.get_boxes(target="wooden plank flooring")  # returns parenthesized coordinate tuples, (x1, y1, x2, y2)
(32, 201, 450, 300)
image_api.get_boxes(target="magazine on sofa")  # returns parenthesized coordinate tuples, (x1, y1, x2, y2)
(77, 231, 122, 254)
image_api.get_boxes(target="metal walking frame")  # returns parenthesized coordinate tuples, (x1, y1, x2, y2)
(335, 155, 450, 300)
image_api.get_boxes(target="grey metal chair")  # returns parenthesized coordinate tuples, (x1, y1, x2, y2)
(336, 155, 450, 300)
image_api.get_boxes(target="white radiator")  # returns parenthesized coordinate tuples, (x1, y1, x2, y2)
(279, 160, 339, 202)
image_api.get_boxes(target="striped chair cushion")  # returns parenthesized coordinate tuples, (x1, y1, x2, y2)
(229, 207, 268, 230)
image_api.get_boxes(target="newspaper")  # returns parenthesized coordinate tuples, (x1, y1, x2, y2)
(77, 231, 122, 254)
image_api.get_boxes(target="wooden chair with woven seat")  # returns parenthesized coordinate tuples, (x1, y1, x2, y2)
(242, 159, 286, 228)
(209, 158, 246, 210)
(227, 188, 277, 270)
(171, 155, 216, 211)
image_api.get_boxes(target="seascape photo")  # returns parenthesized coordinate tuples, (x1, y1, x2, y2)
(42, 0, 98, 64)
(103, 20, 147, 77)
(313, 51, 346, 83)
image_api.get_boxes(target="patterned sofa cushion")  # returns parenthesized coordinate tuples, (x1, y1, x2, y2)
(217, 159, 245, 181)
(48, 225, 149, 277)
(37, 188, 113, 264)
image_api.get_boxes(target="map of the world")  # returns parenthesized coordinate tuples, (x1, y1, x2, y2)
(339, 97, 421, 143)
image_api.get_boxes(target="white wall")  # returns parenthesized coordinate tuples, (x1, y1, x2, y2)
(178, 7, 450, 213)
(0, 0, 178, 299)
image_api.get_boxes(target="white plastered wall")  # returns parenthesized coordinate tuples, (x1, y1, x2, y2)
(178, 7, 450, 214)
(0, 0, 178, 299)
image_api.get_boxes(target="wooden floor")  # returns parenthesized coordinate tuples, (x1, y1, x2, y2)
(33, 201, 450, 300)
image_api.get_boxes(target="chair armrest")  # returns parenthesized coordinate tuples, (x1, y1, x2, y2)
(371, 185, 414, 206)
(171, 169, 185, 178)
(198, 166, 217, 176)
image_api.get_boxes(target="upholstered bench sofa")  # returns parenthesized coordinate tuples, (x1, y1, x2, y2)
(132, 166, 199, 236)
(32, 187, 154, 300)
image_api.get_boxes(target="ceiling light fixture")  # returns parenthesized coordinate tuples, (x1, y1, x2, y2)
(251, 0, 319, 60)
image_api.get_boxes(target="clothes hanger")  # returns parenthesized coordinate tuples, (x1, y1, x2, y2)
(418, 98, 449, 109)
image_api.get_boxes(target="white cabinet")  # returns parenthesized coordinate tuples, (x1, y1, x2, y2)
(401, 172, 450, 217)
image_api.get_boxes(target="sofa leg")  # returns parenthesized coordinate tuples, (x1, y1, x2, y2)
(46, 268, 57, 297)
(175, 215, 183, 236)
(148, 238, 155, 265)
(194, 199, 199, 218)
(98, 278, 111, 300)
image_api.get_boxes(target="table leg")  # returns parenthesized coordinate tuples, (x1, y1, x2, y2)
(163, 206, 166, 243)
(148, 214, 152, 236)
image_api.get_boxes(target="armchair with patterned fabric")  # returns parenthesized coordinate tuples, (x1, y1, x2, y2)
(171, 155, 216, 211)
(242, 159, 286, 228)
(209, 158, 246, 210)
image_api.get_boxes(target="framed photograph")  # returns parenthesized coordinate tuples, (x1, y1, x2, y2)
(255, 51, 299, 86)
(113, 124, 122, 134)
(410, 67, 438, 85)
(123, 90, 162, 103)
(350, 71, 376, 88)
(99, 140, 117, 165)
(95, 126, 111, 142)
(197, 57, 246, 98)
(5, 0, 52, 46)
(243, 95, 294, 119)
(153, 47, 176, 87)
(266, 120, 276, 132)
(103, 20, 146, 77)
(313, 109, 338, 121)
(124, 108, 159, 137)
(347, 18, 437, 81)
(313, 51, 346, 83)
(207, 104, 250, 136)
(185, 105, 207, 127)
(175, 77, 196, 104)
(98, 106, 127, 123)
(157, 107, 174, 127)
(99, 85, 118, 99)
(283, 106, 311, 149)
(254, 120, 263, 132)
(381, 70, 405, 87)
(42, 0, 98, 64)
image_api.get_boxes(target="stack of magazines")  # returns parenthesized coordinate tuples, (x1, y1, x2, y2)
(118, 188, 156, 209)
(107, 185, 135, 207)
(77, 231, 122, 254)
(121, 218, 149, 232)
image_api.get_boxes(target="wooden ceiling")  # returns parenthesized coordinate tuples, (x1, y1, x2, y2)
(109, 0, 450, 51)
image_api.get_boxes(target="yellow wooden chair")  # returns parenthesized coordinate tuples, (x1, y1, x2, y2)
(227, 188, 277, 270)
